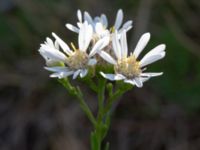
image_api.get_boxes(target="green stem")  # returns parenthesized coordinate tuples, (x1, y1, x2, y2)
(103, 82, 133, 115)
(76, 87, 96, 126)
(103, 89, 124, 115)
(97, 78, 106, 122)
(59, 78, 96, 126)
(95, 77, 106, 150)
(91, 80, 132, 150)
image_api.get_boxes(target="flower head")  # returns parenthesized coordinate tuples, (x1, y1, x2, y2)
(99, 31, 166, 88)
(39, 37, 63, 66)
(66, 9, 133, 40)
(39, 21, 109, 79)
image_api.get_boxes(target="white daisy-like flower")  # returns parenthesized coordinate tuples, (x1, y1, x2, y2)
(39, 37, 62, 66)
(39, 21, 109, 79)
(66, 9, 133, 40)
(99, 31, 166, 88)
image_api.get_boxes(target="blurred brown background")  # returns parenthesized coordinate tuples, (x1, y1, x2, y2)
(0, 0, 200, 150)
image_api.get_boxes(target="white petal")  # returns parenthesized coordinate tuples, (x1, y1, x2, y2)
(50, 72, 60, 78)
(139, 77, 150, 83)
(84, 11, 94, 26)
(94, 17, 101, 23)
(66, 24, 79, 33)
(142, 44, 166, 59)
(120, 30, 128, 58)
(77, 9, 82, 22)
(39, 46, 66, 62)
(133, 32, 151, 58)
(124, 79, 135, 85)
(88, 58, 97, 66)
(44, 66, 69, 72)
(141, 72, 163, 77)
(98, 51, 117, 65)
(60, 71, 74, 78)
(46, 59, 60, 67)
(115, 74, 126, 80)
(101, 14, 108, 28)
(52, 33, 73, 55)
(54, 40, 59, 49)
(79, 22, 93, 51)
(80, 69, 88, 78)
(84, 24, 93, 51)
(50, 71, 74, 79)
(134, 77, 143, 88)
(46, 38, 54, 48)
(97, 29, 110, 39)
(112, 31, 122, 59)
(100, 72, 126, 81)
(78, 22, 85, 50)
(125, 25, 132, 32)
(140, 52, 166, 67)
(114, 9, 123, 30)
(77, 22, 83, 28)
(122, 20, 133, 31)
(95, 22, 104, 35)
(73, 69, 81, 79)
(89, 36, 110, 57)
(40, 54, 49, 62)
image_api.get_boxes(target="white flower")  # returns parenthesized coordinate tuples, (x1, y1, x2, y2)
(99, 31, 166, 88)
(39, 21, 109, 79)
(39, 37, 66, 66)
(66, 9, 133, 39)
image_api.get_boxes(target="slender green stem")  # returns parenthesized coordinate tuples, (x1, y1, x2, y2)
(97, 78, 106, 122)
(91, 80, 132, 150)
(76, 87, 96, 126)
(104, 82, 133, 115)
(59, 78, 96, 126)
(103, 89, 124, 115)
(95, 77, 106, 150)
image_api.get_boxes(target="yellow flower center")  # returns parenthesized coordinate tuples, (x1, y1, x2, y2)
(66, 50, 89, 70)
(114, 54, 141, 78)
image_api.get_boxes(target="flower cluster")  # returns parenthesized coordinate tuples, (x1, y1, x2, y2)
(39, 9, 166, 88)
